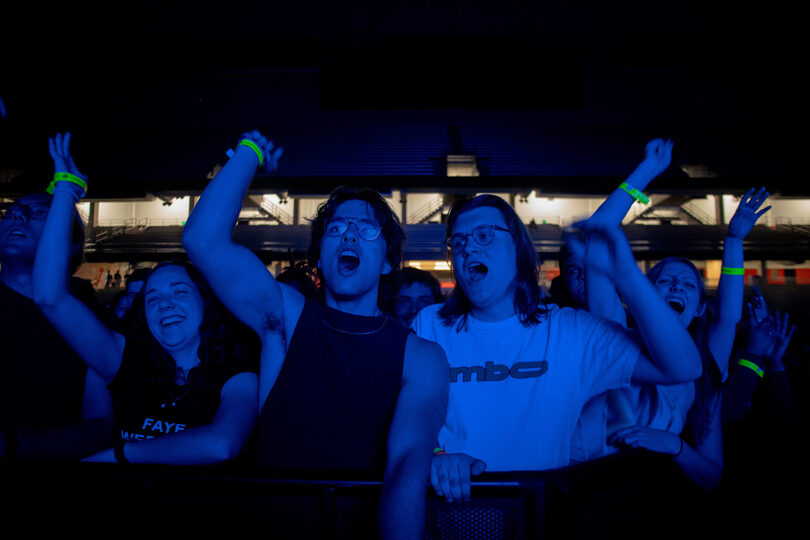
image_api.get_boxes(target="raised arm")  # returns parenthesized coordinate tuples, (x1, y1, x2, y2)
(32, 133, 125, 382)
(576, 221, 701, 384)
(579, 139, 673, 324)
(590, 138, 673, 226)
(183, 131, 302, 342)
(379, 335, 449, 540)
(710, 187, 771, 378)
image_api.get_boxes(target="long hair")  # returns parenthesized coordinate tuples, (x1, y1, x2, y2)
(646, 257, 718, 446)
(306, 186, 405, 308)
(439, 194, 544, 330)
(128, 260, 258, 393)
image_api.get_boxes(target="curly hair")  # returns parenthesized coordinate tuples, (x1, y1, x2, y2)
(127, 260, 258, 393)
(439, 194, 545, 330)
(306, 186, 405, 308)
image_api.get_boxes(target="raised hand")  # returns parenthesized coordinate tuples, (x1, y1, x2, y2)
(48, 132, 85, 179)
(728, 187, 771, 240)
(609, 424, 682, 455)
(745, 300, 774, 357)
(635, 138, 674, 179)
(767, 311, 796, 370)
(571, 219, 638, 284)
(430, 452, 487, 503)
(239, 130, 283, 173)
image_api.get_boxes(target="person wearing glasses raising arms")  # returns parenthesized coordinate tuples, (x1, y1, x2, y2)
(412, 194, 702, 502)
(182, 131, 448, 540)
(1, 184, 112, 461)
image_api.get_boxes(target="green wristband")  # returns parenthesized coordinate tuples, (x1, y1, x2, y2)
(618, 182, 650, 205)
(238, 139, 264, 168)
(738, 358, 764, 378)
(47, 172, 87, 195)
(721, 266, 745, 276)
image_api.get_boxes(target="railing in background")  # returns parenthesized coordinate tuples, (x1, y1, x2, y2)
(408, 196, 445, 224)
(260, 199, 295, 225)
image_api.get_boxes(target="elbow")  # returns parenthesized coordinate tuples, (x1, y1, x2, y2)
(181, 225, 207, 257)
(32, 286, 60, 312)
(208, 435, 247, 463)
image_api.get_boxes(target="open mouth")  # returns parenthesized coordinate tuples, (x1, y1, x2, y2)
(338, 250, 360, 272)
(667, 299, 685, 314)
(466, 261, 489, 282)
(161, 316, 184, 327)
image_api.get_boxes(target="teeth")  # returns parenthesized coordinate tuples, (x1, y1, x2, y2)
(161, 317, 183, 326)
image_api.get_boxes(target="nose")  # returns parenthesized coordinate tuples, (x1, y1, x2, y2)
(461, 234, 479, 256)
(8, 208, 27, 222)
(158, 296, 175, 310)
(341, 223, 358, 244)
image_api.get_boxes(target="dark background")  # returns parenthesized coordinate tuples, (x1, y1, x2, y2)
(1, 1, 808, 197)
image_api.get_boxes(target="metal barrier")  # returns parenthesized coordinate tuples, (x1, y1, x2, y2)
(2, 451, 695, 539)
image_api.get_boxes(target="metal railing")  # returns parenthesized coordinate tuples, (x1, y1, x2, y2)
(260, 199, 294, 225)
(408, 196, 444, 224)
(680, 200, 715, 225)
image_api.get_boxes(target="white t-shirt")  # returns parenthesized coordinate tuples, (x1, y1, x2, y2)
(413, 303, 641, 471)
(571, 381, 695, 463)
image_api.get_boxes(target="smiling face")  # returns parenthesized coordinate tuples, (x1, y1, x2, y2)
(0, 194, 50, 265)
(318, 199, 391, 308)
(450, 206, 518, 321)
(142, 265, 205, 353)
(651, 261, 705, 327)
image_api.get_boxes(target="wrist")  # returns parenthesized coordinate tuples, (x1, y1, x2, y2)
(114, 439, 131, 464)
(672, 437, 684, 458)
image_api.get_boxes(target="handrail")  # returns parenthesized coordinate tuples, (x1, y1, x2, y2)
(408, 195, 444, 224)
(260, 199, 294, 225)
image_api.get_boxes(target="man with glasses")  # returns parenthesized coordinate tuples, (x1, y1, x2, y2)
(1, 191, 111, 460)
(412, 194, 702, 503)
(183, 131, 448, 540)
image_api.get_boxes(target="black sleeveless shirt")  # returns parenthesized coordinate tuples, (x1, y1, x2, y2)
(257, 299, 408, 473)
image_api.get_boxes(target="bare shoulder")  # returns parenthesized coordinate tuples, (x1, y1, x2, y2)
(404, 333, 449, 379)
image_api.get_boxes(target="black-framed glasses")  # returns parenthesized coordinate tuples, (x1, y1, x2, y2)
(324, 218, 383, 241)
(0, 202, 50, 221)
(446, 224, 510, 252)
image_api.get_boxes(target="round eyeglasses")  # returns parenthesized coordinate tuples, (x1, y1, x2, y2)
(446, 224, 510, 252)
(0, 202, 50, 221)
(324, 218, 383, 241)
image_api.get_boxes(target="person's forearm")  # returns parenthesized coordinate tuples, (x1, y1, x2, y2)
(590, 164, 658, 226)
(380, 454, 430, 540)
(585, 267, 627, 325)
(673, 441, 723, 491)
(617, 270, 701, 382)
(716, 236, 744, 326)
(13, 419, 113, 461)
(117, 423, 250, 465)
(183, 145, 260, 251)
(721, 357, 763, 423)
(32, 189, 76, 308)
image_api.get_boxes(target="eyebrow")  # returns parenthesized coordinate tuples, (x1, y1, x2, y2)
(144, 282, 193, 294)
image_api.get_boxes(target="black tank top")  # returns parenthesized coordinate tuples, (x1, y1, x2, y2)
(257, 299, 408, 473)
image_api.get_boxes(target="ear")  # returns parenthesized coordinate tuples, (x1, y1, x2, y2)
(695, 302, 706, 318)
(382, 259, 392, 275)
